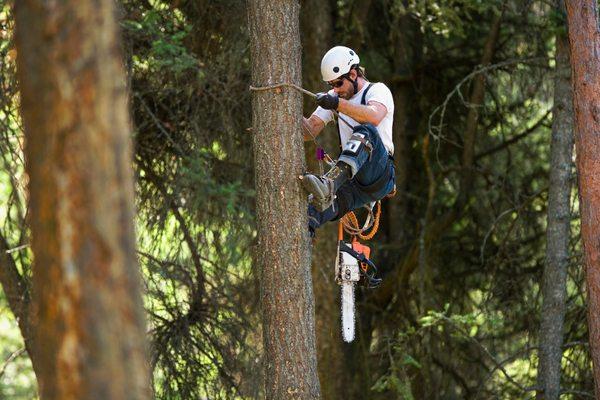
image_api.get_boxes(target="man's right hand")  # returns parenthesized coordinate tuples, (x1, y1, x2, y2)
(316, 92, 339, 110)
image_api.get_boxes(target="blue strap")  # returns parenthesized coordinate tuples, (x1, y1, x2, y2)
(361, 83, 374, 105)
(337, 83, 375, 152)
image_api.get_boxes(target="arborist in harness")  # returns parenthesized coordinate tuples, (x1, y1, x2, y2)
(301, 46, 396, 237)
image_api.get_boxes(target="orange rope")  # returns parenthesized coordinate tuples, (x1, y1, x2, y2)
(340, 201, 381, 241)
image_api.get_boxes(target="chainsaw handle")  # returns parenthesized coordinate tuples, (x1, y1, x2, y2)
(338, 241, 376, 270)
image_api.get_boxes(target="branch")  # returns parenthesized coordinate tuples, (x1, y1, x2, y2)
(136, 158, 207, 305)
(475, 109, 552, 160)
(0, 233, 31, 342)
(0, 348, 25, 379)
(437, 315, 539, 395)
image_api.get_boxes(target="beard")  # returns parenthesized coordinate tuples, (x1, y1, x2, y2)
(340, 90, 353, 100)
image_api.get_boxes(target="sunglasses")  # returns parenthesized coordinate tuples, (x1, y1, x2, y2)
(328, 78, 345, 88)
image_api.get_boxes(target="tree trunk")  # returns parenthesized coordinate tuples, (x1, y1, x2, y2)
(14, 1, 151, 399)
(247, 1, 321, 399)
(387, 9, 422, 245)
(536, 4, 574, 398)
(458, 9, 503, 207)
(564, 0, 600, 396)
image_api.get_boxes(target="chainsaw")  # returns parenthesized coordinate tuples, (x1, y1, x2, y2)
(335, 223, 382, 343)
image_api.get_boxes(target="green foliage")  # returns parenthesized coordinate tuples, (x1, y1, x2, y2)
(391, 0, 503, 38)
(122, 0, 258, 398)
(124, 9, 198, 76)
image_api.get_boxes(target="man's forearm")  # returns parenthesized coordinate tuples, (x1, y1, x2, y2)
(337, 100, 380, 125)
(303, 115, 327, 141)
(303, 117, 318, 141)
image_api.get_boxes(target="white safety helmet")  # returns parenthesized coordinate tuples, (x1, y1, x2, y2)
(320, 46, 360, 82)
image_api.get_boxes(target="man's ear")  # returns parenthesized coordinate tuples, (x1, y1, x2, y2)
(349, 68, 358, 80)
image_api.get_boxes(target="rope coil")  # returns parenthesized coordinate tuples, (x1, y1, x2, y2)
(340, 201, 381, 241)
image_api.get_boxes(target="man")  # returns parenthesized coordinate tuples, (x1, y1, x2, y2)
(301, 46, 395, 236)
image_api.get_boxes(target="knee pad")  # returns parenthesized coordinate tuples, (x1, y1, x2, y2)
(341, 132, 373, 160)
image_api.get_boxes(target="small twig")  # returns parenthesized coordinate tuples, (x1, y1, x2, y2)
(480, 208, 514, 266)
(563, 341, 589, 348)
(5, 244, 29, 254)
(135, 93, 185, 155)
(560, 389, 594, 398)
(0, 348, 25, 378)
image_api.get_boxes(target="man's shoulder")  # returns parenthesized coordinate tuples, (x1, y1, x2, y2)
(368, 81, 392, 94)
(366, 82, 393, 105)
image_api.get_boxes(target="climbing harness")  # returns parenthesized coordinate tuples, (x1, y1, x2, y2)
(250, 81, 391, 343)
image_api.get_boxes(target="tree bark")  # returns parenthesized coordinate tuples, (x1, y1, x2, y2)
(564, 0, 600, 396)
(14, 1, 151, 399)
(536, 4, 574, 399)
(248, 1, 321, 399)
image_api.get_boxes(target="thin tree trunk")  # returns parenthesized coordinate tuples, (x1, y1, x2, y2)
(458, 9, 503, 207)
(387, 8, 422, 245)
(14, 1, 151, 399)
(247, 1, 321, 399)
(536, 3, 574, 398)
(563, 0, 600, 396)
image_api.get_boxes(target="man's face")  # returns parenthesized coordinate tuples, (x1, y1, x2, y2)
(328, 69, 357, 100)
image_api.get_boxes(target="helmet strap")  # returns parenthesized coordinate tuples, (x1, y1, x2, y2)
(345, 76, 358, 96)
(346, 68, 359, 96)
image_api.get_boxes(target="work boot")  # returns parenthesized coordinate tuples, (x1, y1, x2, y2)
(300, 162, 351, 212)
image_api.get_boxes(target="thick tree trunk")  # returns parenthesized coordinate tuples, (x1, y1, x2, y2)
(247, 1, 321, 399)
(14, 1, 151, 399)
(536, 6, 574, 399)
(564, 0, 600, 396)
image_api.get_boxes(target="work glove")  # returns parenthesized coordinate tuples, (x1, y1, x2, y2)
(316, 92, 339, 110)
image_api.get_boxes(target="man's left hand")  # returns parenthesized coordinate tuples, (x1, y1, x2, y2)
(316, 92, 339, 110)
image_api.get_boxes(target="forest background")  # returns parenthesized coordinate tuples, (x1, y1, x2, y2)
(0, 0, 594, 399)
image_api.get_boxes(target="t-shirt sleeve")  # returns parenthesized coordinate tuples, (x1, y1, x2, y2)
(366, 83, 394, 115)
(312, 106, 334, 125)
